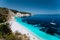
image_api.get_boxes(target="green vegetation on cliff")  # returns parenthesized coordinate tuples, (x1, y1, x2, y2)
(0, 8, 8, 23)
(0, 7, 30, 40)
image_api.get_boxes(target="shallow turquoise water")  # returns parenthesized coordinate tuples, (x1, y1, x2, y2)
(15, 17, 60, 40)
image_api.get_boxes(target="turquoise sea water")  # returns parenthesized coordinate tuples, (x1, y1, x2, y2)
(15, 17, 60, 40)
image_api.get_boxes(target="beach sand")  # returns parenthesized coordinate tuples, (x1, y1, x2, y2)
(9, 19, 44, 40)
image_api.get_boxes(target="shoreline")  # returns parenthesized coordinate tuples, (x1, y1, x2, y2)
(9, 17, 60, 40)
(9, 19, 43, 40)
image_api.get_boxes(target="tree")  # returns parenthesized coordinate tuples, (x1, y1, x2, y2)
(0, 23, 12, 38)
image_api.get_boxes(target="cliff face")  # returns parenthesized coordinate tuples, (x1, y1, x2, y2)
(0, 7, 30, 40)
(0, 7, 31, 23)
(0, 8, 9, 23)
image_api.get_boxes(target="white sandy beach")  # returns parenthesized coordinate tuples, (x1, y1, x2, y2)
(8, 16, 60, 40)
(9, 18, 44, 40)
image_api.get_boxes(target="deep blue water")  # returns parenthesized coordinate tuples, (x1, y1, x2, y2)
(22, 14, 60, 35)
(22, 14, 60, 27)
(15, 17, 60, 40)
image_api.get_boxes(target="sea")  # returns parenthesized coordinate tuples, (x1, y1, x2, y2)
(15, 14, 60, 40)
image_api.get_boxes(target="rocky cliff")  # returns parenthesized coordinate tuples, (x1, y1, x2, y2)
(0, 7, 30, 40)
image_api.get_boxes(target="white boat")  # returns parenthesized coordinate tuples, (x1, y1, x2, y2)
(50, 22, 56, 25)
